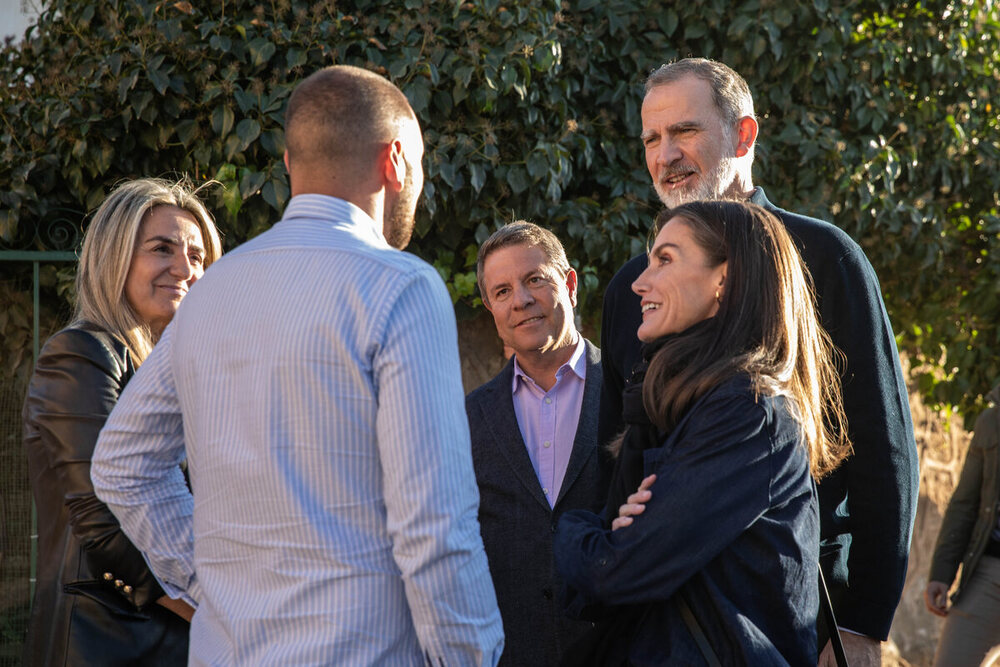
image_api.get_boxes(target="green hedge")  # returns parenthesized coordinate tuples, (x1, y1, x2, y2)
(1, 0, 998, 422)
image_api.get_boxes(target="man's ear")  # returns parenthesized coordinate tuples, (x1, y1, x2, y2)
(382, 139, 406, 193)
(565, 268, 579, 308)
(734, 116, 758, 158)
(283, 150, 290, 172)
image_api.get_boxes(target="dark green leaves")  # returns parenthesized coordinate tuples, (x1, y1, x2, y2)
(235, 118, 261, 152)
(1, 0, 998, 422)
(211, 105, 235, 138)
(248, 38, 276, 68)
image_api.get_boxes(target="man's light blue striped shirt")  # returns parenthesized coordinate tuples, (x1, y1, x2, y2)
(92, 194, 504, 665)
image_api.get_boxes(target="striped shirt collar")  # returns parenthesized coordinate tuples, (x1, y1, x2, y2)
(281, 194, 386, 247)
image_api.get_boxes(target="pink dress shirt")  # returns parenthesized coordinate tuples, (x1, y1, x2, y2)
(511, 336, 587, 508)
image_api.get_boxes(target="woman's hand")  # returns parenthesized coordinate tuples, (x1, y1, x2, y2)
(923, 580, 950, 617)
(612, 474, 657, 531)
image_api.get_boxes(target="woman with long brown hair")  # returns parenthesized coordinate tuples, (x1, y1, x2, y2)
(555, 200, 851, 665)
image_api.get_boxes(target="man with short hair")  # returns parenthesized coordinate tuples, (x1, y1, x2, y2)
(599, 58, 918, 666)
(467, 222, 607, 666)
(92, 65, 504, 664)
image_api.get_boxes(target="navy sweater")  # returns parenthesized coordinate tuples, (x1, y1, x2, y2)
(597, 188, 918, 639)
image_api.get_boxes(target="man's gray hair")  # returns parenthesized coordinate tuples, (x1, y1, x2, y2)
(476, 221, 571, 305)
(645, 58, 755, 127)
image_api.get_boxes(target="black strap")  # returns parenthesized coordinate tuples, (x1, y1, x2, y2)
(678, 569, 847, 667)
(819, 562, 850, 667)
(678, 592, 722, 667)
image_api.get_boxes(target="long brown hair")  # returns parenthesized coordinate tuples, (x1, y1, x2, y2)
(642, 200, 851, 479)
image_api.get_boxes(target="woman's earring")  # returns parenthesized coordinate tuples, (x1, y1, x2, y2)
(715, 289, 722, 303)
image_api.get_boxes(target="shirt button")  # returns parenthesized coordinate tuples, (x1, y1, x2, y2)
(545, 397, 552, 404)
(544, 441, 551, 448)
(543, 488, 549, 495)
(103, 572, 113, 581)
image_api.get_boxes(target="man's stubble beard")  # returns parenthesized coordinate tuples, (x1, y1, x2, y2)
(384, 166, 418, 250)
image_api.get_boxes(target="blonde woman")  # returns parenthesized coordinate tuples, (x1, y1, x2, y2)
(22, 177, 222, 665)
(555, 201, 850, 665)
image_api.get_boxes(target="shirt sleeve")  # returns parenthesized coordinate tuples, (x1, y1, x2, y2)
(373, 267, 505, 666)
(91, 322, 200, 607)
(26, 329, 165, 608)
(555, 391, 776, 609)
(818, 246, 919, 638)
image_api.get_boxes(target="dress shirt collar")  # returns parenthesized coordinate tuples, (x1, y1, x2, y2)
(282, 194, 387, 247)
(511, 333, 586, 394)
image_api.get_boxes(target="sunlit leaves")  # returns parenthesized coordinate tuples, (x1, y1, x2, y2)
(0, 0, 997, 419)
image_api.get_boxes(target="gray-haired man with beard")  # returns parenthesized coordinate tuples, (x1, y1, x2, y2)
(598, 58, 918, 666)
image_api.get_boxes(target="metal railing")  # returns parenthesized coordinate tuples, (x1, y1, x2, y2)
(0, 209, 81, 664)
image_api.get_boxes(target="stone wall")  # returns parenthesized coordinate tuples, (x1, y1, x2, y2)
(885, 365, 973, 667)
(458, 313, 507, 394)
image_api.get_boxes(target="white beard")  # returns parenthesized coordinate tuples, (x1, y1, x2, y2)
(653, 154, 740, 208)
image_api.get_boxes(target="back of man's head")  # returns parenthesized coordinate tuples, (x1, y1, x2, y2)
(284, 65, 416, 181)
(645, 58, 755, 128)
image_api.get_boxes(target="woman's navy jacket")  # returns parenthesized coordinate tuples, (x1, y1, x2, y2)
(555, 374, 818, 665)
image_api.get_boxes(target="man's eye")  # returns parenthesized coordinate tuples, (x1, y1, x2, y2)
(643, 136, 658, 146)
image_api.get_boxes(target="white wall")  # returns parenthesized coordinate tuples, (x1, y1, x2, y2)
(0, 0, 41, 43)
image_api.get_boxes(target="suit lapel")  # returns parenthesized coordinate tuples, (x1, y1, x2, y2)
(479, 360, 552, 510)
(554, 339, 601, 508)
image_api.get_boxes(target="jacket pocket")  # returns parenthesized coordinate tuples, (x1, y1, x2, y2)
(63, 580, 151, 619)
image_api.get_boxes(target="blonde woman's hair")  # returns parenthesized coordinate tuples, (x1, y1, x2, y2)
(641, 201, 851, 480)
(75, 177, 222, 365)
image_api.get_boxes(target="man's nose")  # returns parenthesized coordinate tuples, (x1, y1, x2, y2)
(512, 284, 535, 308)
(657, 137, 682, 167)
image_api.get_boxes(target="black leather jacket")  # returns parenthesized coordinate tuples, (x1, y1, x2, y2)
(22, 322, 188, 666)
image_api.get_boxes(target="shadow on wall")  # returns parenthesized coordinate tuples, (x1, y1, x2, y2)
(458, 313, 507, 395)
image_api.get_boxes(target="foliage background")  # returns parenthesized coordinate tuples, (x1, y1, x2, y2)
(1, 0, 999, 422)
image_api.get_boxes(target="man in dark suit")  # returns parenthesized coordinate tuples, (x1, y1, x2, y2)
(600, 58, 919, 666)
(467, 221, 608, 666)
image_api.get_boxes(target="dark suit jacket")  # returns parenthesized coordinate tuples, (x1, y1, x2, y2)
(467, 338, 609, 667)
(598, 187, 919, 640)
